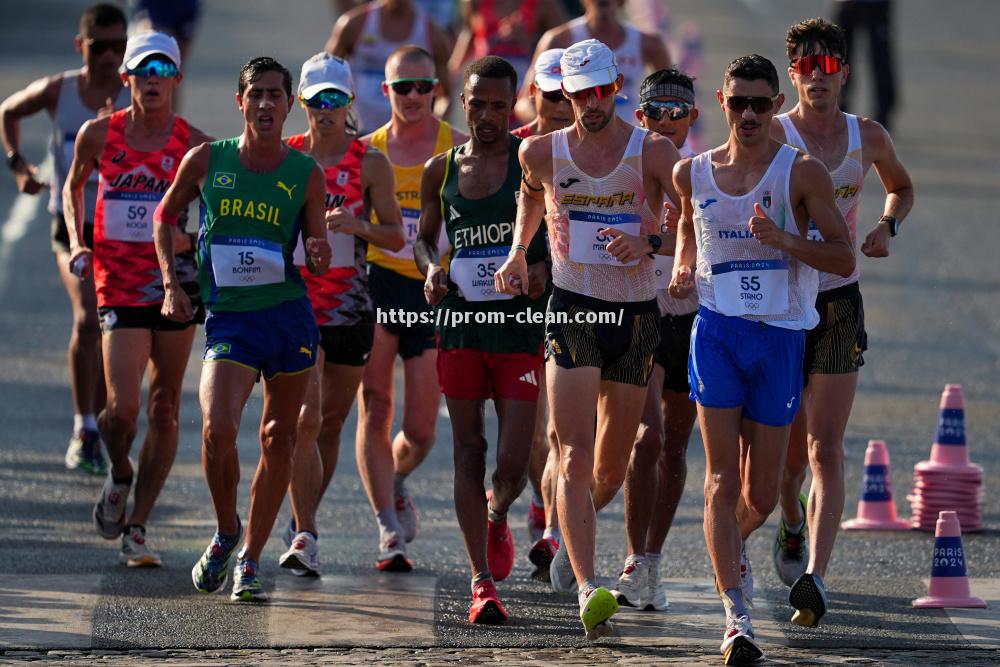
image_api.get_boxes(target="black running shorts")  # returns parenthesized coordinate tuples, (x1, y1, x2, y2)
(804, 281, 867, 381)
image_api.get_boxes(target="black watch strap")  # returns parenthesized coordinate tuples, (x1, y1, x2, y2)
(647, 234, 662, 256)
(6, 150, 25, 171)
(880, 215, 898, 237)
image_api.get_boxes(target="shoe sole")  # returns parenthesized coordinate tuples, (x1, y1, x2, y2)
(530, 565, 550, 582)
(375, 553, 413, 573)
(585, 620, 614, 641)
(789, 575, 826, 628)
(230, 591, 268, 603)
(120, 554, 161, 568)
(724, 636, 764, 665)
(642, 599, 670, 612)
(279, 552, 320, 577)
(581, 588, 619, 638)
(93, 504, 124, 541)
(470, 600, 508, 625)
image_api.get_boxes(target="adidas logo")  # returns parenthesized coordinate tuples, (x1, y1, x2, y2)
(449, 205, 461, 220)
(518, 371, 538, 386)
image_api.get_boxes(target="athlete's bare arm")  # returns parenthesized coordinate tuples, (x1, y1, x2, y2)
(447, 0, 477, 77)
(640, 32, 672, 70)
(668, 158, 696, 299)
(603, 132, 681, 262)
(0, 74, 60, 194)
(62, 116, 110, 276)
(767, 153, 854, 277)
(155, 142, 210, 321)
(302, 165, 333, 276)
(415, 152, 449, 304)
(860, 119, 914, 258)
(351, 148, 405, 251)
(494, 135, 550, 296)
(326, 6, 365, 56)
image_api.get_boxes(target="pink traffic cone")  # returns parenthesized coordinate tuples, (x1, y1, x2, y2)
(913, 511, 986, 608)
(842, 440, 910, 530)
(927, 385, 970, 469)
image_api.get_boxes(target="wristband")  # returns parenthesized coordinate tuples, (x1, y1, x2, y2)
(511, 244, 527, 255)
(153, 202, 180, 226)
(520, 174, 543, 192)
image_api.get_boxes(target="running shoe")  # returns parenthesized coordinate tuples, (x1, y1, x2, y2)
(279, 531, 320, 577)
(93, 473, 131, 539)
(468, 578, 508, 624)
(528, 536, 558, 581)
(526, 499, 545, 544)
(789, 572, 828, 628)
(740, 542, 755, 607)
(66, 429, 106, 475)
(549, 541, 577, 594)
(610, 554, 646, 608)
(772, 492, 809, 587)
(119, 524, 161, 568)
(395, 480, 419, 544)
(191, 521, 243, 594)
(486, 517, 515, 582)
(231, 558, 268, 603)
(643, 557, 670, 611)
(720, 614, 764, 665)
(579, 585, 618, 640)
(375, 525, 412, 572)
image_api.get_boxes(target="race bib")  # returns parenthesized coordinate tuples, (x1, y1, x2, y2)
(101, 190, 162, 243)
(807, 220, 824, 241)
(211, 235, 285, 287)
(293, 229, 355, 269)
(385, 207, 420, 260)
(448, 246, 513, 302)
(567, 211, 641, 266)
(654, 254, 673, 290)
(712, 259, 789, 316)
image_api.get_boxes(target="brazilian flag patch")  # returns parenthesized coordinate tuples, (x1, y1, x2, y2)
(207, 342, 231, 358)
(213, 172, 236, 189)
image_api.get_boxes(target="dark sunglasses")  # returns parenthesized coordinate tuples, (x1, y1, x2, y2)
(126, 58, 179, 79)
(725, 95, 778, 114)
(790, 54, 843, 76)
(562, 81, 618, 102)
(641, 100, 693, 121)
(388, 78, 437, 95)
(85, 37, 127, 55)
(540, 88, 570, 104)
(301, 88, 353, 110)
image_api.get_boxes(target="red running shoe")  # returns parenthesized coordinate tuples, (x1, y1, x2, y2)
(487, 517, 515, 582)
(469, 578, 508, 624)
(526, 499, 545, 543)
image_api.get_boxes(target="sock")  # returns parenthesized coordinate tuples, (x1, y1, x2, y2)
(393, 473, 406, 497)
(531, 489, 543, 506)
(83, 414, 98, 431)
(219, 518, 241, 544)
(112, 472, 133, 485)
(785, 519, 804, 534)
(376, 509, 403, 536)
(627, 553, 646, 566)
(543, 526, 560, 544)
(471, 571, 493, 590)
(723, 587, 749, 619)
(73, 414, 85, 433)
(645, 552, 662, 566)
(488, 506, 507, 523)
(301, 530, 318, 541)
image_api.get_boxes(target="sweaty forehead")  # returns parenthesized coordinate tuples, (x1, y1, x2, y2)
(466, 74, 514, 99)
(245, 71, 286, 93)
(84, 24, 126, 40)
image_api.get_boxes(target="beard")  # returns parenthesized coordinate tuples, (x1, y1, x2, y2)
(581, 107, 614, 133)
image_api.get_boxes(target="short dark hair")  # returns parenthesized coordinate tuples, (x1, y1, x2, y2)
(640, 68, 696, 96)
(724, 54, 779, 95)
(79, 3, 127, 34)
(388, 44, 434, 67)
(463, 56, 518, 95)
(786, 18, 847, 62)
(238, 57, 292, 98)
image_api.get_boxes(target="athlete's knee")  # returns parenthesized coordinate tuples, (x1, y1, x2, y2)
(559, 444, 593, 484)
(745, 483, 780, 519)
(401, 419, 435, 453)
(297, 404, 322, 440)
(203, 417, 239, 455)
(808, 436, 845, 476)
(146, 386, 180, 434)
(593, 459, 627, 495)
(658, 442, 687, 482)
(360, 386, 392, 427)
(492, 465, 528, 500)
(105, 395, 141, 431)
(704, 470, 741, 509)
(632, 422, 664, 464)
(260, 418, 297, 460)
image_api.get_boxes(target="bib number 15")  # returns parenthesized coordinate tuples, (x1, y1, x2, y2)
(238, 251, 255, 266)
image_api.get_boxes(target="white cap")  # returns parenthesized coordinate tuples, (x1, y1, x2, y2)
(560, 39, 618, 93)
(298, 52, 354, 99)
(533, 48, 566, 92)
(122, 31, 181, 71)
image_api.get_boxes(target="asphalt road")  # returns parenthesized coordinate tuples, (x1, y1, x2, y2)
(0, 0, 998, 663)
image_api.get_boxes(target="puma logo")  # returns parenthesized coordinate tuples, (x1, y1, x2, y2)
(276, 180, 297, 199)
(559, 177, 580, 189)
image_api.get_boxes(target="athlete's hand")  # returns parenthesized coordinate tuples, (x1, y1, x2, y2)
(495, 252, 528, 296)
(306, 236, 331, 275)
(749, 202, 787, 250)
(68, 246, 93, 279)
(861, 220, 891, 258)
(669, 263, 695, 299)
(327, 206, 368, 236)
(424, 264, 449, 305)
(161, 286, 193, 323)
(662, 202, 680, 233)
(13, 162, 48, 195)
(600, 228, 649, 263)
(526, 260, 550, 300)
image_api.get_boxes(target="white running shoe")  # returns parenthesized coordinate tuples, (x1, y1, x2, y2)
(375, 525, 412, 572)
(643, 557, 670, 611)
(282, 518, 295, 550)
(119, 525, 161, 567)
(279, 531, 320, 577)
(720, 614, 763, 665)
(610, 554, 645, 608)
(740, 542, 755, 607)
(395, 481, 419, 544)
(549, 541, 577, 594)
(94, 474, 131, 539)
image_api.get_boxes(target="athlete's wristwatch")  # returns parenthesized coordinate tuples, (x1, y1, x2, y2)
(879, 215, 899, 237)
(646, 234, 662, 256)
(6, 150, 25, 171)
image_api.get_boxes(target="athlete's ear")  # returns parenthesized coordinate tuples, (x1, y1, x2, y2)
(616, 73, 624, 90)
(75, 34, 84, 56)
(715, 89, 725, 108)
(634, 108, 645, 125)
(841, 62, 850, 86)
(688, 107, 699, 125)
(286, 94, 294, 111)
(235, 91, 243, 111)
(774, 92, 785, 114)
(381, 80, 390, 98)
